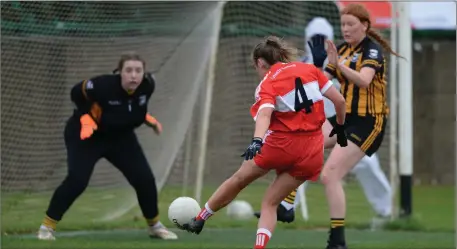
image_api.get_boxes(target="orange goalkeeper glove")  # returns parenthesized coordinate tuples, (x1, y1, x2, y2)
(80, 114, 98, 140)
(145, 113, 162, 135)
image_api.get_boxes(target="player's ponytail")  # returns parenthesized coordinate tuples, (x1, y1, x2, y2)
(367, 29, 404, 59)
(252, 36, 300, 67)
(341, 3, 403, 59)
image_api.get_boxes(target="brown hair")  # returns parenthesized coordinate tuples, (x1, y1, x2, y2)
(341, 4, 403, 58)
(117, 52, 146, 71)
(252, 36, 300, 66)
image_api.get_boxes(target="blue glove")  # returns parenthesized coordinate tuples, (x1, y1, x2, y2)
(307, 34, 328, 68)
(241, 137, 263, 160)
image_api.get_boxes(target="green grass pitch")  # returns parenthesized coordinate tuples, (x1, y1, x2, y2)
(2, 183, 455, 249)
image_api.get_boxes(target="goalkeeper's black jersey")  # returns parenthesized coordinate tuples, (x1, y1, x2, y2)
(70, 74, 155, 134)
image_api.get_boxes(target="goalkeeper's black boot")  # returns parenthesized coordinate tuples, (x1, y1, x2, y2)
(181, 217, 205, 235)
(253, 204, 295, 223)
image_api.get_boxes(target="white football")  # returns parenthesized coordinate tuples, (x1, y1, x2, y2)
(226, 200, 254, 220)
(168, 197, 201, 227)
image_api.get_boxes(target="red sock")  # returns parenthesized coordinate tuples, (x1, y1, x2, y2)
(196, 203, 214, 221)
(254, 228, 271, 249)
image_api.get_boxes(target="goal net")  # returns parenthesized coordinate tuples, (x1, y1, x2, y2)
(1, 1, 224, 231)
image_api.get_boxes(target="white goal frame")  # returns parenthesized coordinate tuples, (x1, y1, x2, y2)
(194, 1, 226, 203)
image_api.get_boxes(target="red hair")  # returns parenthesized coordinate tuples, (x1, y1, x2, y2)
(341, 3, 403, 58)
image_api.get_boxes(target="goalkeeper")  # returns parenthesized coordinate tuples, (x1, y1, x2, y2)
(37, 52, 177, 241)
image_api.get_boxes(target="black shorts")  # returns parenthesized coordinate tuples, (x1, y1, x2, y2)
(327, 114, 387, 156)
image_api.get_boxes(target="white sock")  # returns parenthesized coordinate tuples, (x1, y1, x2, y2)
(255, 228, 272, 248)
(280, 201, 294, 210)
(150, 221, 164, 229)
(205, 203, 214, 214)
(197, 202, 214, 220)
(40, 224, 53, 231)
(280, 188, 297, 210)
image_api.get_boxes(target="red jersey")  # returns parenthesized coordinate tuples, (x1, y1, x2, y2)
(251, 62, 333, 132)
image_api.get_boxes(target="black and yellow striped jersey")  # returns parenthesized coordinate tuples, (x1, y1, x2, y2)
(325, 37, 389, 116)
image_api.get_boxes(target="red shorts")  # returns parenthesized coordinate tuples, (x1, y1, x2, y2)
(253, 130, 324, 181)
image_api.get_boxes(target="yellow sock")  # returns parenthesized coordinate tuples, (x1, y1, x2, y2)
(331, 218, 345, 228)
(330, 218, 346, 244)
(284, 189, 297, 205)
(42, 215, 58, 230)
(145, 215, 160, 226)
(280, 188, 297, 210)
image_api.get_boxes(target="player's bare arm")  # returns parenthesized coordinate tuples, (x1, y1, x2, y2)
(336, 64, 375, 88)
(253, 107, 274, 138)
(324, 71, 334, 81)
(323, 86, 345, 125)
(241, 106, 274, 160)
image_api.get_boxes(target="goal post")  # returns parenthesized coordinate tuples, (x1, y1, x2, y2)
(397, 2, 414, 218)
(194, 1, 227, 204)
(389, 1, 400, 220)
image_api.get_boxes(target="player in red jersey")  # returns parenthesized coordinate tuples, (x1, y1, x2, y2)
(178, 36, 347, 249)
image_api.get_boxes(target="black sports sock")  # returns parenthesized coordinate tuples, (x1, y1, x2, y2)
(329, 218, 345, 245)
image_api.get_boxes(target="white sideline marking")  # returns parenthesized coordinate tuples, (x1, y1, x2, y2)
(7, 227, 344, 240)
(7, 227, 273, 239)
